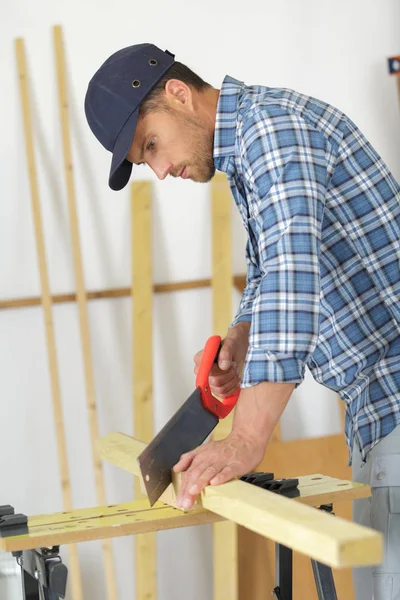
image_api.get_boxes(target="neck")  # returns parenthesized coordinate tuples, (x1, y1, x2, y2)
(197, 86, 220, 130)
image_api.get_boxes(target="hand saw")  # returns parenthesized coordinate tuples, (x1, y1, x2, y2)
(138, 335, 240, 506)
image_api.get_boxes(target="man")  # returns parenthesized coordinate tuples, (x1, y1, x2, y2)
(85, 44, 400, 599)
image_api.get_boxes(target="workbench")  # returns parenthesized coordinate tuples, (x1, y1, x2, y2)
(0, 433, 383, 600)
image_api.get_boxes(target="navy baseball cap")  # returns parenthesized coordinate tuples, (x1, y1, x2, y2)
(85, 44, 175, 191)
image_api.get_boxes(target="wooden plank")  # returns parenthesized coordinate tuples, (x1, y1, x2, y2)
(98, 433, 369, 508)
(97, 432, 382, 568)
(0, 501, 222, 553)
(239, 433, 355, 600)
(2, 434, 382, 569)
(98, 432, 200, 508)
(202, 479, 381, 569)
(53, 25, 118, 600)
(0, 275, 248, 311)
(211, 172, 238, 600)
(14, 36, 83, 600)
(98, 432, 143, 478)
(132, 181, 156, 600)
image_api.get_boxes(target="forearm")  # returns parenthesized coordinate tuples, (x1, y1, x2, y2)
(232, 381, 295, 450)
(226, 320, 251, 343)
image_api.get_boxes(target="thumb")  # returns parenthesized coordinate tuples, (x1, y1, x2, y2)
(218, 340, 234, 371)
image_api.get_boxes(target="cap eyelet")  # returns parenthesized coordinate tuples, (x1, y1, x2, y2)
(132, 79, 141, 88)
(149, 58, 158, 66)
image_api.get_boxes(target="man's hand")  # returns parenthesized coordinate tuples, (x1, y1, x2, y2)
(173, 379, 295, 510)
(193, 322, 251, 398)
(173, 429, 264, 510)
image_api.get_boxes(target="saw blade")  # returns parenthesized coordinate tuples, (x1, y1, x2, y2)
(138, 387, 218, 506)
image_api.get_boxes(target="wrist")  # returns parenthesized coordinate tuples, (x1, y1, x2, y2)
(227, 321, 251, 341)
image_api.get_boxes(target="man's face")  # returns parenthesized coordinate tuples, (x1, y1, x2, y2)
(128, 105, 216, 183)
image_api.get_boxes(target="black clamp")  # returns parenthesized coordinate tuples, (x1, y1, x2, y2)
(240, 472, 300, 498)
(0, 504, 68, 599)
(0, 504, 28, 537)
(14, 546, 68, 599)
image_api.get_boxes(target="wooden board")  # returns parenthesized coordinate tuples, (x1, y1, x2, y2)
(0, 501, 222, 553)
(98, 432, 368, 509)
(15, 35, 84, 600)
(97, 432, 382, 569)
(0, 275, 247, 312)
(53, 25, 119, 600)
(132, 181, 156, 600)
(0, 465, 381, 571)
(211, 172, 238, 600)
(239, 433, 356, 600)
(0, 432, 382, 572)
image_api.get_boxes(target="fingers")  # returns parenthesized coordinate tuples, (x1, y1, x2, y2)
(174, 440, 240, 510)
(193, 348, 241, 397)
(209, 366, 240, 397)
(210, 465, 235, 486)
(193, 338, 239, 377)
(173, 431, 265, 512)
(173, 450, 196, 473)
(217, 338, 235, 371)
(177, 459, 219, 510)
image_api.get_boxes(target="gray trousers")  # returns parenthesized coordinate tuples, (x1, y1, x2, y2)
(352, 424, 400, 600)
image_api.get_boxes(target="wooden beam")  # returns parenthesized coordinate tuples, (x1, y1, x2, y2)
(0, 501, 222, 553)
(53, 25, 117, 600)
(2, 432, 381, 570)
(202, 479, 380, 569)
(239, 433, 354, 599)
(14, 36, 83, 600)
(97, 432, 383, 568)
(132, 181, 156, 600)
(0, 276, 247, 311)
(211, 173, 238, 600)
(98, 433, 369, 509)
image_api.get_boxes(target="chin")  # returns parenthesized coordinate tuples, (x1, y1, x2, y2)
(193, 166, 216, 183)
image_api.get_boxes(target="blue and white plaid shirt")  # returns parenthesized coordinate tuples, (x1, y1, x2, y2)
(214, 75, 400, 462)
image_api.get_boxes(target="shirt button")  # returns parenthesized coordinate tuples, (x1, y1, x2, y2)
(377, 471, 385, 481)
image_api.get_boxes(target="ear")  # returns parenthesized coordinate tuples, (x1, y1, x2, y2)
(164, 79, 194, 112)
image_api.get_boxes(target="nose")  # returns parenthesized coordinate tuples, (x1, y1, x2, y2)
(148, 158, 172, 180)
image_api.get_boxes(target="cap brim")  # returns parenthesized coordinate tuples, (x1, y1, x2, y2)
(108, 109, 139, 191)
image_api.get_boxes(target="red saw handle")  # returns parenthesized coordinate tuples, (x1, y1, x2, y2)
(196, 335, 240, 419)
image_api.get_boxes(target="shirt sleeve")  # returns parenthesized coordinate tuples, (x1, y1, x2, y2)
(231, 237, 261, 325)
(236, 107, 331, 387)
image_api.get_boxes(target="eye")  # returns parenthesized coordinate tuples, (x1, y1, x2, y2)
(147, 139, 156, 152)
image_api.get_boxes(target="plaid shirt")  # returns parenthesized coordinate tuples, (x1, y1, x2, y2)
(213, 75, 400, 462)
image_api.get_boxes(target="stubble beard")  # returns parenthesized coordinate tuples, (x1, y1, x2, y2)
(179, 113, 216, 183)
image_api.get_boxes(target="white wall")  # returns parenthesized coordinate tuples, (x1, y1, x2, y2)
(1, 1, 400, 598)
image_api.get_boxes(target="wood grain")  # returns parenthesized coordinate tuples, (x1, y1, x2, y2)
(15, 35, 83, 600)
(98, 432, 382, 569)
(131, 181, 156, 600)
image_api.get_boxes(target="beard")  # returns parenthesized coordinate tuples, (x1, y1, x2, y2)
(173, 112, 216, 183)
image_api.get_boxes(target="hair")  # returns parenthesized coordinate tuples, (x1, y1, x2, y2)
(139, 62, 211, 117)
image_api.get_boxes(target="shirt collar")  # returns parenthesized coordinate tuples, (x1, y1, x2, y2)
(213, 75, 245, 161)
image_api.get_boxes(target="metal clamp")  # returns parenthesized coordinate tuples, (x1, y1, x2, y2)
(240, 472, 300, 498)
(0, 505, 28, 537)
